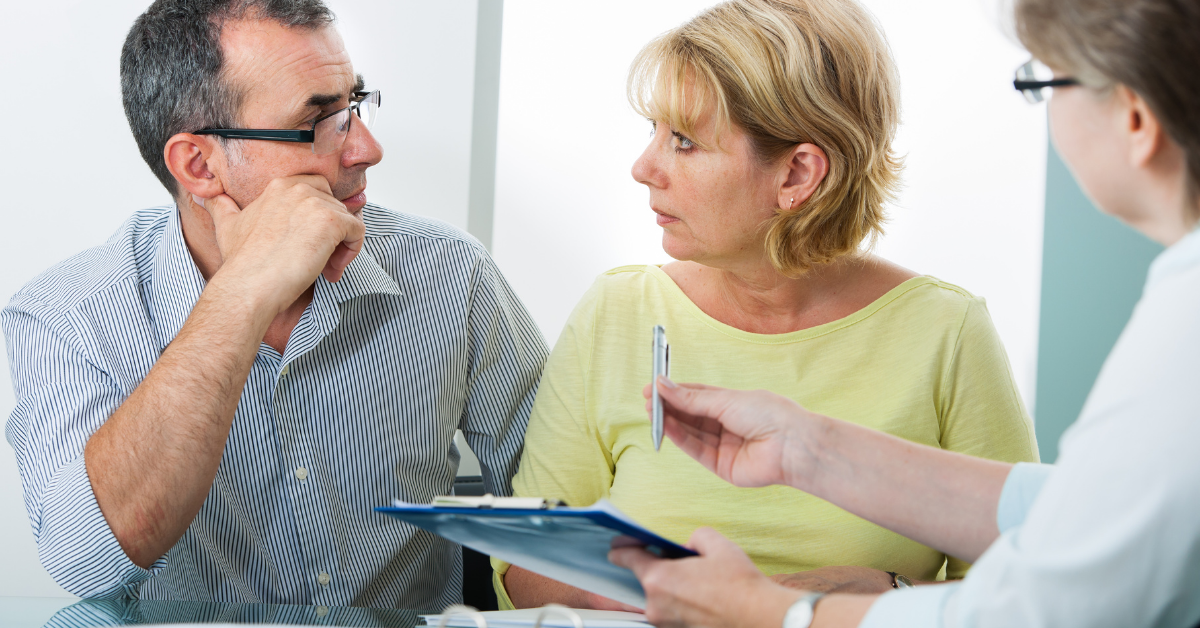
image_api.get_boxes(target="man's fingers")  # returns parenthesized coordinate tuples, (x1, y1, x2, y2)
(199, 193, 242, 227)
(286, 174, 337, 199)
(320, 211, 366, 282)
(322, 242, 359, 283)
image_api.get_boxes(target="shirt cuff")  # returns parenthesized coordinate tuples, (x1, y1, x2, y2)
(36, 455, 164, 598)
(996, 462, 1055, 533)
(858, 583, 960, 628)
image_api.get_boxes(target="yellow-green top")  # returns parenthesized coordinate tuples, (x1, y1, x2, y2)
(493, 265, 1038, 607)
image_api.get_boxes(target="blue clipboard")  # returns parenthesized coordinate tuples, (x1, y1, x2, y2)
(375, 499, 696, 608)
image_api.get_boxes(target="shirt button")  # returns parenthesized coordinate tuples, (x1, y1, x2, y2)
(281, 364, 290, 376)
(317, 572, 331, 587)
(315, 605, 329, 618)
(295, 467, 309, 481)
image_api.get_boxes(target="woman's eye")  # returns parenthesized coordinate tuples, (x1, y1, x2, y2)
(672, 131, 695, 151)
(648, 120, 658, 136)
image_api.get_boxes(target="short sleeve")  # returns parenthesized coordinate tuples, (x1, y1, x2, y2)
(491, 283, 615, 608)
(3, 298, 164, 598)
(937, 297, 1040, 578)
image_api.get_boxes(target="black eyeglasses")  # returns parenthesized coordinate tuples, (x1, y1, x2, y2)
(195, 90, 381, 154)
(1013, 60, 1078, 103)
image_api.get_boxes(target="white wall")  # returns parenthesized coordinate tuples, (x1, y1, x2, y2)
(491, 0, 1046, 408)
(0, 0, 480, 598)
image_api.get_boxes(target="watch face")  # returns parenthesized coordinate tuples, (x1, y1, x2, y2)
(783, 594, 822, 628)
(895, 574, 915, 588)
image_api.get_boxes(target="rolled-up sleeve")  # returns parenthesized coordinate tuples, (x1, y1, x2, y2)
(996, 462, 1054, 533)
(3, 297, 163, 598)
(458, 249, 549, 496)
(859, 583, 962, 628)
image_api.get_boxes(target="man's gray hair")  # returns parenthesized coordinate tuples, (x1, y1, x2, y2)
(120, 0, 336, 197)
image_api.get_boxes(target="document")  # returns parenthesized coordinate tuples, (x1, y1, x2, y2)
(376, 499, 695, 608)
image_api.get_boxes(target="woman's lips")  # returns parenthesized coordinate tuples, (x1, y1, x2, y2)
(655, 211, 680, 226)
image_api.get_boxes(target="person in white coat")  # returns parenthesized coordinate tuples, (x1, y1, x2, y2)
(610, 0, 1200, 626)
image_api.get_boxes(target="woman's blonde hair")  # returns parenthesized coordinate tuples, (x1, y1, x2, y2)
(628, 0, 903, 275)
(1014, 0, 1200, 208)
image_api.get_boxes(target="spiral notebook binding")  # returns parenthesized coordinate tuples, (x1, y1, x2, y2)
(433, 604, 588, 628)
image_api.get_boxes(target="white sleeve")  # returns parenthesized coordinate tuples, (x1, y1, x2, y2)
(943, 329, 1200, 627)
(858, 584, 961, 628)
(995, 463, 1055, 533)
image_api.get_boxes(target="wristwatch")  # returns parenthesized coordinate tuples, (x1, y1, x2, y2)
(886, 571, 914, 589)
(782, 592, 825, 628)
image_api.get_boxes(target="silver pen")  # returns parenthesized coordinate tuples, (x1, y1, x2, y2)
(651, 325, 670, 451)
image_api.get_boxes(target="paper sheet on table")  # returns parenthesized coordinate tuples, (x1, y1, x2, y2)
(422, 609, 650, 628)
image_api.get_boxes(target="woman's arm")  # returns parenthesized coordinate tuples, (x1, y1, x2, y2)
(505, 566, 642, 611)
(651, 378, 1011, 563)
(496, 281, 628, 608)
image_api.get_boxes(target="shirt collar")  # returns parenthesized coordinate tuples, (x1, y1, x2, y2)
(148, 205, 207, 352)
(297, 247, 404, 351)
(321, 245, 404, 305)
(1145, 225, 1200, 292)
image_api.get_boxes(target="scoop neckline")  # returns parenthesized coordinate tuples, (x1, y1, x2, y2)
(643, 264, 936, 345)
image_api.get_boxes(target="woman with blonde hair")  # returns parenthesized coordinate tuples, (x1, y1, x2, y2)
(611, 0, 1200, 625)
(494, 0, 1039, 609)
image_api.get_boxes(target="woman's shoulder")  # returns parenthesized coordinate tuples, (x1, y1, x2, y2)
(855, 273, 988, 333)
(582, 264, 680, 302)
(560, 264, 679, 327)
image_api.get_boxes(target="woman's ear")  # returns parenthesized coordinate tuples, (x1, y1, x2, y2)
(778, 143, 829, 211)
(163, 133, 225, 201)
(1119, 86, 1159, 168)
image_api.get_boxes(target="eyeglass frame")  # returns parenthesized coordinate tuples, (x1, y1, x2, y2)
(193, 89, 381, 149)
(1013, 60, 1079, 103)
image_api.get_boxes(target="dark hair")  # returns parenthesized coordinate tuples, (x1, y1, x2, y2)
(1015, 0, 1200, 206)
(120, 0, 335, 196)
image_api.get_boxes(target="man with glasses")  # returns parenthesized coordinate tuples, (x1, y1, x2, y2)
(2, 0, 546, 609)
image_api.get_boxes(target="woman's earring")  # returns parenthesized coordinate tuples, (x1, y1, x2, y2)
(789, 197, 794, 208)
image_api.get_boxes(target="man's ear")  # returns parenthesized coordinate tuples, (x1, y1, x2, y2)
(163, 133, 225, 200)
(777, 143, 830, 211)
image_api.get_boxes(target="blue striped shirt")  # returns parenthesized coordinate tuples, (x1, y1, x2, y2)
(3, 204, 548, 609)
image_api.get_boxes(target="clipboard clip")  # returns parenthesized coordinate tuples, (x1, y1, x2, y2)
(431, 494, 568, 510)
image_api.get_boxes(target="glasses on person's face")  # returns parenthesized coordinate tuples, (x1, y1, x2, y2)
(194, 90, 381, 154)
(1013, 60, 1078, 104)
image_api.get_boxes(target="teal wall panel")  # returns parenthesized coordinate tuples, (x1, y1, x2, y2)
(1033, 142, 1161, 462)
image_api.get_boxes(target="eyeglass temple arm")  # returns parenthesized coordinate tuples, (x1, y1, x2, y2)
(193, 129, 315, 142)
(353, 90, 381, 107)
(1013, 78, 1079, 90)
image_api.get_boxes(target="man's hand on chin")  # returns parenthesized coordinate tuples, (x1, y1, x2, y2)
(196, 174, 366, 315)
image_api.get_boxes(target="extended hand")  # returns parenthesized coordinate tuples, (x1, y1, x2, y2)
(198, 175, 365, 315)
(644, 378, 827, 489)
(610, 527, 801, 628)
